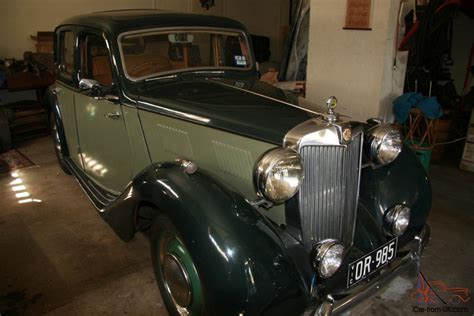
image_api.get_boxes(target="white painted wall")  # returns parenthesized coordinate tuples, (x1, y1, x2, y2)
(0, 0, 153, 59)
(224, 0, 290, 62)
(306, 0, 409, 122)
(153, 0, 190, 12)
(0, 0, 289, 62)
(152, 0, 290, 61)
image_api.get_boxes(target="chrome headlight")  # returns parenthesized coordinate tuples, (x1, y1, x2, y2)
(254, 148, 304, 204)
(384, 205, 410, 236)
(367, 124, 402, 165)
(311, 239, 345, 278)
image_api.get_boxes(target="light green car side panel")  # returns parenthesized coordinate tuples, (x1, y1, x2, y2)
(74, 92, 133, 193)
(121, 105, 152, 176)
(56, 82, 82, 169)
(138, 110, 286, 225)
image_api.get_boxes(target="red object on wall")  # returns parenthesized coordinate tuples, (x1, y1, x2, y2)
(344, 0, 372, 30)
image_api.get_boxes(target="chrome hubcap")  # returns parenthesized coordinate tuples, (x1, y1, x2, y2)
(159, 235, 193, 315)
(163, 252, 192, 308)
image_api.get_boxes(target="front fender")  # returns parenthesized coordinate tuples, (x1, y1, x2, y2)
(357, 145, 432, 248)
(104, 162, 308, 315)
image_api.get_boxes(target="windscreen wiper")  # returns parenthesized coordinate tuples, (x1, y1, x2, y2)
(144, 74, 178, 82)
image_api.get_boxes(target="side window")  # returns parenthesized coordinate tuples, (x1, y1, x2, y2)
(80, 34, 114, 87)
(59, 30, 75, 82)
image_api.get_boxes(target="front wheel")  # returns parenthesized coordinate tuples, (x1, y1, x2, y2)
(150, 213, 203, 316)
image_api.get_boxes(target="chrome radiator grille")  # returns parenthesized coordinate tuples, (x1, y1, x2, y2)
(298, 134, 363, 250)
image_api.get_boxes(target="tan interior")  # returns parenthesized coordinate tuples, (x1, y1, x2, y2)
(123, 55, 173, 78)
(92, 56, 113, 86)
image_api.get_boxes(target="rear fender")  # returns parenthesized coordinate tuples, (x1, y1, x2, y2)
(46, 85, 69, 158)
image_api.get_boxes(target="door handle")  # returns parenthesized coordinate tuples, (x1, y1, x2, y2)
(105, 111, 121, 119)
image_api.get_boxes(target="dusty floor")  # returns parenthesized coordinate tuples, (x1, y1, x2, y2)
(0, 136, 473, 315)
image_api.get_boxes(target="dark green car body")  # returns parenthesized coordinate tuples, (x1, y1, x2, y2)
(48, 10, 431, 315)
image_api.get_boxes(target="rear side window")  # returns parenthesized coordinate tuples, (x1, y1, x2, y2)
(59, 31, 75, 82)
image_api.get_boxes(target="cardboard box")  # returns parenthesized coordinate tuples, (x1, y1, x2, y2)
(30, 32, 54, 54)
(460, 110, 474, 172)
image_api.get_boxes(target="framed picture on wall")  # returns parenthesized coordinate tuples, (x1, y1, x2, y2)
(344, 0, 372, 30)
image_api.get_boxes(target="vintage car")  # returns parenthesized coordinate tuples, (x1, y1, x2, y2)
(47, 10, 431, 316)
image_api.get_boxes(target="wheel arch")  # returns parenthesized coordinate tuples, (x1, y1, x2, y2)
(103, 162, 308, 315)
(135, 200, 164, 231)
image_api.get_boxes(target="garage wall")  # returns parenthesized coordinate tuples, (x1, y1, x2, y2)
(154, 0, 290, 61)
(305, 0, 408, 122)
(224, 0, 290, 62)
(0, 0, 289, 62)
(0, 0, 153, 59)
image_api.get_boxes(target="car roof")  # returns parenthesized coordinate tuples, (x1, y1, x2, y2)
(58, 9, 247, 36)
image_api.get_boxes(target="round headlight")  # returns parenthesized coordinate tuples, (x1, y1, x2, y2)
(254, 148, 304, 204)
(311, 239, 345, 278)
(384, 205, 410, 236)
(368, 125, 402, 165)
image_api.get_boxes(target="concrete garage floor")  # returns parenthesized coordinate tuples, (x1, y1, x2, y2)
(1, 136, 473, 315)
(0, 137, 166, 315)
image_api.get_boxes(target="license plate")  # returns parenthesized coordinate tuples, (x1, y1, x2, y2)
(347, 238, 398, 288)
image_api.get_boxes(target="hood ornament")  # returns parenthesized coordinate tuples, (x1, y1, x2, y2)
(325, 96, 338, 123)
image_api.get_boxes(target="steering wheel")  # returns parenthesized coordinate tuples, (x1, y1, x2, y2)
(129, 61, 171, 78)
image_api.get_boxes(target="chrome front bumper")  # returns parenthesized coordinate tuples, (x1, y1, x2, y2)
(311, 226, 430, 316)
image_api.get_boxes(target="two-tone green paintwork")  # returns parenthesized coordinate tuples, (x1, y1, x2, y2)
(48, 10, 432, 314)
(104, 162, 309, 315)
(102, 145, 431, 313)
(138, 110, 290, 225)
(135, 78, 313, 145)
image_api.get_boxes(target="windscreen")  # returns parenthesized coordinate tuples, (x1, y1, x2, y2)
(119, 29, 252, 80)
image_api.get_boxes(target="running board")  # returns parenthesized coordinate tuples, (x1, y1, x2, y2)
(64, 158, 118, 210)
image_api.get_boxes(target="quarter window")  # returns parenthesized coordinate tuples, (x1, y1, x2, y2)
(59, 31, 75, 81)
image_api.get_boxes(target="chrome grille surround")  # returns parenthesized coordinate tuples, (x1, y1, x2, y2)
(284, 118, 364, 250)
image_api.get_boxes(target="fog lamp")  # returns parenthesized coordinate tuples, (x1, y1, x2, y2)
(311, 239, 345, 278)
(384, 205, 411, 236)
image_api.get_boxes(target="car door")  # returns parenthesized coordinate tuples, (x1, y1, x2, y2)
(74, 31, 132, 194)
(55, 27, 83, 168)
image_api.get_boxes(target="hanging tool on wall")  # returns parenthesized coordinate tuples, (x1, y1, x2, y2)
(399, 0, 461, 100)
